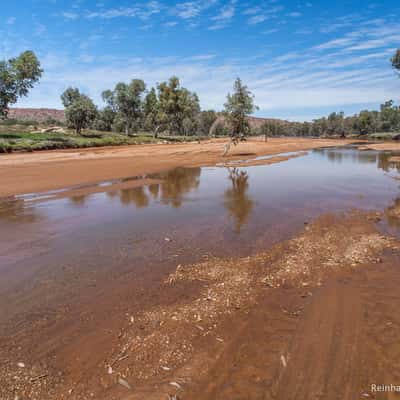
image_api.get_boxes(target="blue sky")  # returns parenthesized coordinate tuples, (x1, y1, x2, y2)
(1, 0, 399, 121)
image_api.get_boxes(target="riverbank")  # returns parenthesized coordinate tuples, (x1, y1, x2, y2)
(0, 137, 355, 197)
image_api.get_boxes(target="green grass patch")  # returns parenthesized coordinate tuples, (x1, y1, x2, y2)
(0, 124, 213, 153)
(368, 132, 400, 140)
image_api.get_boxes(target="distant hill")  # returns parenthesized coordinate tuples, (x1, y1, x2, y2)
(210, 115, 287, 133)
(8, 108, 65, 123)
(247, 116, 288, 128)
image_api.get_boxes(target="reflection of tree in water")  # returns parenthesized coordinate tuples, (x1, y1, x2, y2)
(152, 167, 201, 208)
(377, 152, 400, 173)
(120, 186, 150, 208)
(326, 150, 343, 163)
(224, 168, 254, 232)
(69, 195, 87, 206)
(148, 183, 160, 200)
(317, 148, 400, 173)
(386, 197, 400, 228)
(0, 197, 41, 224)
(104, 167, 201, 208)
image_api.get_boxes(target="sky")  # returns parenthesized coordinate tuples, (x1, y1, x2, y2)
(1, 0, 399, 121)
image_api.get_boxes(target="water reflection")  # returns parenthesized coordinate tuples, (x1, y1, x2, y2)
(103, 167, 201, 208)
(69, 195, 87, 206)
(314, 147, 400, 172)
(224, 168, 254, 232)
(0, 197, 41, 223)
(386, 197, 400, 228)
(378, 153, 400, 173)
(1, 147, 400, 233)
(154, 167, 201, 208)
(120, 186, 150, 208)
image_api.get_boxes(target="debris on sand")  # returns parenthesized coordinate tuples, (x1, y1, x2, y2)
(30, 374, 48, 383)
(102, 210, 398, 398)
(169, 381, 182, 389)
(118, 377, 132, 390)
(260, 212, 396, 288)
(281, 355, 288, 368)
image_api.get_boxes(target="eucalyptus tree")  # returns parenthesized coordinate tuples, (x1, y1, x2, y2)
(197, 110, 218, 136)
(61, 88, 97, 134)
(223, 78, 258, 155)
(0, 51, 42, 118)
(143, 87, 160, 136)
(157, 76, 200, 135)
(102, 79, 146, 135)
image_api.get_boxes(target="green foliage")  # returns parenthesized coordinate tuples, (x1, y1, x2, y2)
(93, 107, 116, 132)
(157, 76, 200, 135)
(143, 87, 159, 134)
(102, 80, 146, 135)
(0, 51, 42, 118)
(257, 101, 400, 138)
(61, 87, 81, 108)
(258, 121, 277, 137)
(197, 110, 218, 136)
(354, 111, 374, 134)
(392, 49, 400, 72)
(224, 78, 258, 143)
(61, 88, 98, 134)
(0, 129, 207, 153)
(380, 100, 400, 132)
(212, 120, 230, 136)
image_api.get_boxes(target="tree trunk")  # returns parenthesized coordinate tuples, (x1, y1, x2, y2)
(222, 139, 233, 157)
(153, 125, 160, 139)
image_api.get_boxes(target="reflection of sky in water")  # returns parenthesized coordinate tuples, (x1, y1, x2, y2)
(1, 147, 400, 266)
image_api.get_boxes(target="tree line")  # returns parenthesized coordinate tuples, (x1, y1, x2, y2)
(62, 77, 221, 137)
(1, 49, 400, 139)
(256, 101, 400, 138)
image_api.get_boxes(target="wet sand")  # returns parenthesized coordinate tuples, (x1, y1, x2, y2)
(359, 142, 400, 152)
(0, 137, 354, 197)
(1, 141, 400, 400)
(2, 208, 399, 400)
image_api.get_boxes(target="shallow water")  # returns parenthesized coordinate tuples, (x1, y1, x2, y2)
(0, 146, 400, 302)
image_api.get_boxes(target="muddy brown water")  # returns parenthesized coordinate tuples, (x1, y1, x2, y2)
(1, 145, 400, 398)
(1, 147, 400, 291)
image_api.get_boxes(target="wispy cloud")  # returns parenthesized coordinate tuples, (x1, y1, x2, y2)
(246, 5, 283, 25)
(173, 0, 217, 19)
(19, 34, 399, 119)
(209, 1, 236, 30)
(315, 23, 400, 53)
(287, 11, 302, 17)
(86, 2, 162, 20)
(59, 11, 80, 20)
